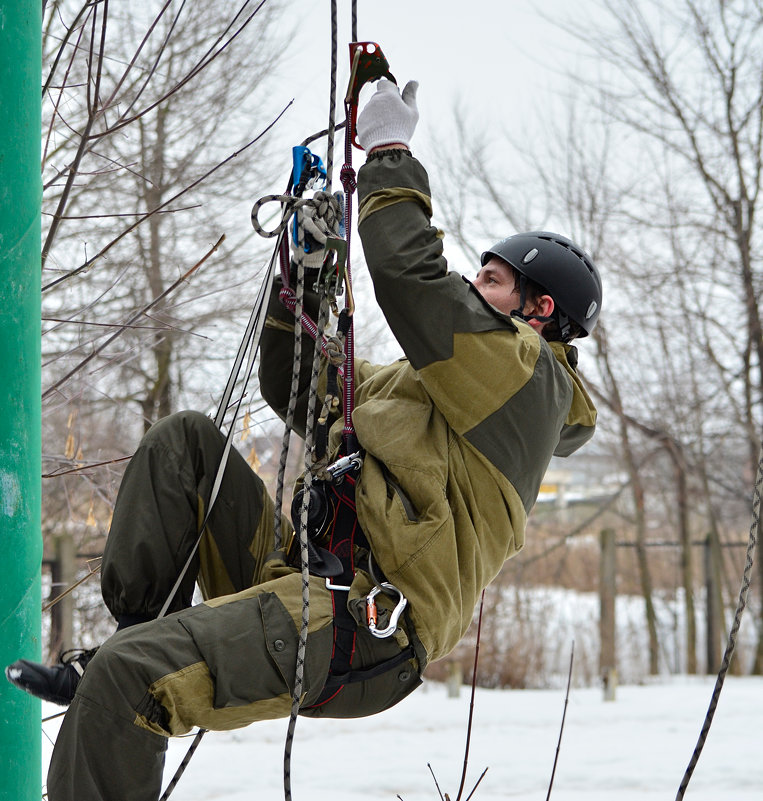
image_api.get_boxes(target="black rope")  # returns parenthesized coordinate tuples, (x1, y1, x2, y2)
(282, 4, 342, 798)
(272, 213, 308, 551)
(158, 729, 206, 801)
(282, 296, 331, 801)
(155, 237, 284, 800)
(158, 3, 355, 797)
(325, 0, 338, 188)
(675, 439, 762, 799)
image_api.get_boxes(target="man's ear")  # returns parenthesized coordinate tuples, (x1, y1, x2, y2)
(534, 295, 555, 318)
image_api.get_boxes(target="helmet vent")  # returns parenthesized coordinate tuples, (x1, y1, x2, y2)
(585, 301, 598, 319)
(522, 248, 539, 264)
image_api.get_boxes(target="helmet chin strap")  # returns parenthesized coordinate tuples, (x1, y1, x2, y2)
(510, 274, 573, 341)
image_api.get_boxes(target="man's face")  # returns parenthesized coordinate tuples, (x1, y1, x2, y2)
(473, 257, 555, 332)
(472, 257, 523, 316)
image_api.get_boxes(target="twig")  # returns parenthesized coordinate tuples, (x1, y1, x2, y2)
(41, 0, 109, 269)
(42, 235, 224, 400)
(42, 6, 89, 169)
(463, 768, 488, 801)
(42, 454, 132, 478)
(42, 101, 290, 292)
(545, 641, 575, 801)
(455, 589, 486, 801)
(99, 0, 270, 138)
(42, 559, 102, 613)
(42, 1, 93, 99)
(428, 763, 445, 801)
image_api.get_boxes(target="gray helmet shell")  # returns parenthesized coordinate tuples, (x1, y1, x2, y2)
(481, 231, 602, 337)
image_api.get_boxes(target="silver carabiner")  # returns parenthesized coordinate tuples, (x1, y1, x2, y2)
(325, 450, 362, 482)
(366, 582, 407, 639)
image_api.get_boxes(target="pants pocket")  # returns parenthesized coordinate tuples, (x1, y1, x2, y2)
(179, 592, 297, 709)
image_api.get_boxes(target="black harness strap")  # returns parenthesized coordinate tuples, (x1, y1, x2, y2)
(303, 470, 414, 709)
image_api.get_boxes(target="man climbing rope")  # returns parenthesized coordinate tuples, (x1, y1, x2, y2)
(7, 78, 601, 801)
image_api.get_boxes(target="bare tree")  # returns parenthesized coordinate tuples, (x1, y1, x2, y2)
(574, 0, 763, 671)
(39, 0, 291, 654)
(430, 0, 763, 676)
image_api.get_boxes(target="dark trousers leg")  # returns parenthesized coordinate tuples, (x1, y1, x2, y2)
(48, 577, 336, 801)
(101, 410, 277, 619)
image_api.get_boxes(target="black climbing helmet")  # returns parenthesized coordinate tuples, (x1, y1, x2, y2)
(481, 231, 602, 340)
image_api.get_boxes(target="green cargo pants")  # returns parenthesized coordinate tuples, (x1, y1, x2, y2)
(48, 411, 422, 801)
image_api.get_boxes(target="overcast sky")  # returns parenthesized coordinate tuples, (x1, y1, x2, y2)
(242, 0, 614, 359)
(271, 0, 600, 169)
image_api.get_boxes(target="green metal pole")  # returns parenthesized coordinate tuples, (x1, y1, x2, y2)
(0, 2, 43, 800)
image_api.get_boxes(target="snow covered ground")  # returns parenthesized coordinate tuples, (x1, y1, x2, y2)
(42, 675, 763, 800)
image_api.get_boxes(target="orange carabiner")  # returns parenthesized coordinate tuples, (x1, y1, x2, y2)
(345, 41, 396, 149)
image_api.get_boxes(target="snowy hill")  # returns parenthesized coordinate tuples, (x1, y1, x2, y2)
(42, 676, 763, 800)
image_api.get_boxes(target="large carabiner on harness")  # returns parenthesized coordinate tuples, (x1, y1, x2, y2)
(366, 582, 408, 639)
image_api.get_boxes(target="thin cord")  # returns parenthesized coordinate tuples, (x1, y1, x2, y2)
(675, 440, 762, 799)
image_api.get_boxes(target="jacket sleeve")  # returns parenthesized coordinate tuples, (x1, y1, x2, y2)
(357, 151, 517, 371)
(357, 151, 595, 503)
(357, 152, 543, 429)
(258, 277, 337, 441)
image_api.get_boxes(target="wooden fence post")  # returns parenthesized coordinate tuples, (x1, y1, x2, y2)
(446, 661, 462, 698)
(49, 532, 76, 658)
(704, 533, 721, 674)
(599, 528, 617, 701)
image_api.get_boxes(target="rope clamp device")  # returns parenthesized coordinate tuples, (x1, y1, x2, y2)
(346, 41, 396, 149)
(366, 583, 408, 638)
(292, 146, 326, 195)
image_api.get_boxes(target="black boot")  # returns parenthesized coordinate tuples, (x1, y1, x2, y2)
(5, 647, 98, 706)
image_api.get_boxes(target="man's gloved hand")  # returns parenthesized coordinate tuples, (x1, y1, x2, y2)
(290, 190, 343, 270)
(356, 79, 419, 153)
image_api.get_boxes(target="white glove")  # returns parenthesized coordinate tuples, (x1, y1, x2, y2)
(356, 79, 419, 152)
(290, 191, 343, 270)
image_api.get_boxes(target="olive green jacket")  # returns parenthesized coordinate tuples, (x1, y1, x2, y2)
(260, 151, 596, 664)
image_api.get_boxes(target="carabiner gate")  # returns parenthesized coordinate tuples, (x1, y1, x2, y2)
(366, 582, 407, 639)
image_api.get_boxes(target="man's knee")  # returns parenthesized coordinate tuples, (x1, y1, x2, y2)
(74, 636, 138, 715)
(144, 410, 218, 446)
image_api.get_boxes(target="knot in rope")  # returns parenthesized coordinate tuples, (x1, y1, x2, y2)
(340, 164, 357, 194)
(309, 190, 342, 239)
(250, 193, 297, 238)
(323, 334, 346, 367)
